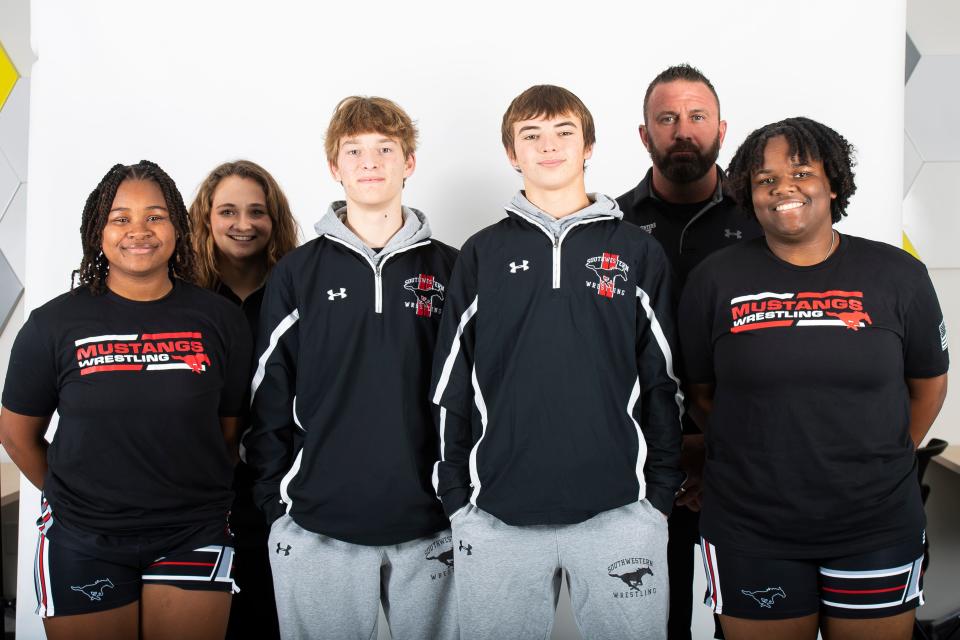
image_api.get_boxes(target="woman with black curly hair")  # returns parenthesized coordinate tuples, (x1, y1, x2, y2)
(678, 118, 948, 640)
(0, 161, 251, 640)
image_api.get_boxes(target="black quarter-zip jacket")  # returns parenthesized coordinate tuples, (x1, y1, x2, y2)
(245, 204, 458, 545)
(430, 193, 684, 526)
(617, 167, 763, 289)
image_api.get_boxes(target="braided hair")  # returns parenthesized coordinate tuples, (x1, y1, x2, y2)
(72, 160, 196, 294)
(725, 117, 857, 223)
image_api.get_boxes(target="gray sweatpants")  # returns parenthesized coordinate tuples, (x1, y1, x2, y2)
(268, 514, 458, 640)
(451, 500, 669, 640)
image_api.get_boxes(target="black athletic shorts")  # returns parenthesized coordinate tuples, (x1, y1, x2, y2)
(34, 498, 237, 617)
(700, 531, 924, 620)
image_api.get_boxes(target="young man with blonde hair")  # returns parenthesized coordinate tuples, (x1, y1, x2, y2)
(246, 96, 459, 639)
(431, 85, 683, 639)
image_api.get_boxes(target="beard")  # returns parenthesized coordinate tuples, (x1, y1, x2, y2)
(648, 135, 721, 184)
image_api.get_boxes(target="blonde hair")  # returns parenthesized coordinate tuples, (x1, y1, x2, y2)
(324, 96, 418, 165)
(188, 160, 300, 290)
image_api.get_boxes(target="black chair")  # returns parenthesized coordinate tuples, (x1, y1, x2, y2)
(918, 438, 949, 504)
(914, 439, 960, 639)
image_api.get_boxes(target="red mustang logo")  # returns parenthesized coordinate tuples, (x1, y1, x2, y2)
(826, 311, 872, 331)
(171, 353, 212, 373)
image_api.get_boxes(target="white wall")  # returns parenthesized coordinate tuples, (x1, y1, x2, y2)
(16, 1, 906, 637)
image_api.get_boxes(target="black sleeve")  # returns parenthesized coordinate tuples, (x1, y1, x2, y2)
(244, 263, 301, 524)
(1, 312, 58, 417)
(634, 242, 684, 516)
(677, 267, 716, 385)
(903, 267, 950, 378)
(218, 306, 253, 417)
(429, 240, 479, 517)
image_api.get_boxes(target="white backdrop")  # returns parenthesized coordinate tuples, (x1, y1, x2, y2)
(17, 1, 905, 637)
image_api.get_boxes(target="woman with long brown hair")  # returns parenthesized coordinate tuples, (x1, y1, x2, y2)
(190, 160, 299, 333)
(189, 160, 299, 640)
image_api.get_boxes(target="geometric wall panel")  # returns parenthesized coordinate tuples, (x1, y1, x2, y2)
(0, 77, 28, 180)
(0, 149, 16, 217)
(907, 0, 960, 55)
(904, 132, 923, 196)
(906, 33, 921, 81)
(0, 183, 26, 280)
(903, 162, 960, 268)
(905, 55, 960, 161)
(902, 231, 920, 260)
(0, 247, 22, 333)
(0, 44, 16, 110)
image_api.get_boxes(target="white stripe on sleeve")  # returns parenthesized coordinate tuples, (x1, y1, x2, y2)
(637, 286, 685, 421)
(433, 296, 479, 404)
(251, 309, 300, 402)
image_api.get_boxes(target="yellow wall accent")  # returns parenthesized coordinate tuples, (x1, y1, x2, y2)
(0, 42, 18, 110)
(903, 231, 920, 260)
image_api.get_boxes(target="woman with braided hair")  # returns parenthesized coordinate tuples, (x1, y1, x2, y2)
(678, 118, 948, 640)
(0, 160, 252, 639)
(188, 160, 299, 640)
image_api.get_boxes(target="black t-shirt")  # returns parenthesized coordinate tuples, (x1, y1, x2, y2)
(678, 235, 949, 558)
(2, 281, 252, 535)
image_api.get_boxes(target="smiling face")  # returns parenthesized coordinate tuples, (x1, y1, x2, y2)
(101, 179, 176, 290)
(751, 135, 836, 243)
(641, 80, 726, 184)
(329, 131, 415, 210)
(508, 112, 593, 193)
(209, 175, 273, 263)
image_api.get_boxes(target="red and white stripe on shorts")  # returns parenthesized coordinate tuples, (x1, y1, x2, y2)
(819, 558, 924, 612)
(143, 545, 238, 593)
(701, 537, 724, 614)
(34, 499, 55, 616)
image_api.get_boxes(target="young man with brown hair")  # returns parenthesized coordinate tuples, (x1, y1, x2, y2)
(246, 96, 459, 639)
(431, 85, 683, 639)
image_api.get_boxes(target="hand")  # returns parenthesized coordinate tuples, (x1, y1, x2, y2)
(675, 434, 705, 512)
(675, 476, 703, 511)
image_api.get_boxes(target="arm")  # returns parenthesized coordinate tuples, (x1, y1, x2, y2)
(0, 312, 59, 490)
(675, 433, 705, 511)
(634, 249, 684, 517)
(244, 264, 301, 524)
(219, 305, 253, 468)
(674, 383, 716, 510)
(900, 266, 950, 450)
(0, 407, 52, 490)
(220, 416, 243, 466)
(907, 374, 948, 449)
(430, 242, 480, 518)
(685, 383, 715, 433)
(675, 264, 719, 512)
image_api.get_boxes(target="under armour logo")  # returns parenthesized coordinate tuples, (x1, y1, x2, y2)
(276, 543, 292, 556)
(509, 260, 529, 273)
(327, 288, 347, 300)
(724, 228, 743, 239)
(459, 540, 473, 555)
